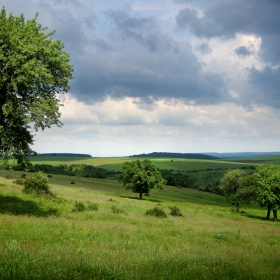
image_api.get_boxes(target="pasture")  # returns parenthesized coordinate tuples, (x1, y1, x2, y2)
(0, 162, 280, 279)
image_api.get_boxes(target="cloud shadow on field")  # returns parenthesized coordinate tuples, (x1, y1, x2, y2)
(0, 195, 58, 217)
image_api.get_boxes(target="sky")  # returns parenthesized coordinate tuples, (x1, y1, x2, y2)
(3, 0, 280, 156)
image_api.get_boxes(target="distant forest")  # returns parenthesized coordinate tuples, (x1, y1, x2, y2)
(130, 152, 218, 160)
(29, 153, 92, 158)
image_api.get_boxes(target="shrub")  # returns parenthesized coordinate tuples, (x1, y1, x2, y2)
(23, 172, 52, 195)
(145, 207, 167, 218)
(72, 201, 86, 212)
(169, 206, 183, 217)
(14, 178, 25, 185)
(111, 205, 125, 214)
(14, 174, 27, 185)
(87, 202, 98, 211)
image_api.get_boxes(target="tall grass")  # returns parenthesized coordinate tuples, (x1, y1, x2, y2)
(0, 170, 280, 279)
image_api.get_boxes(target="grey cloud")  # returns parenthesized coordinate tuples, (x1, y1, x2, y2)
(176, 8, 231, 38)
(235, 46, 252, 57)
(259, 35, 280, 65)
(197, 43, 212, 55)
(104, 10, 166, 52)
(175, 0, 280, 64)
(70, 10, 228, 105)
(248, 66, 280, 108)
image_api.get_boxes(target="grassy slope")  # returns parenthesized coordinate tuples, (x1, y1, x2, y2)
(0, 169, 280, 279)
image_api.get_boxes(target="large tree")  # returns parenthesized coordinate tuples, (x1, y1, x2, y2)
(251, 164, 280, 222)
(122, 159, 166, 199)
(0, 8, 73, 166)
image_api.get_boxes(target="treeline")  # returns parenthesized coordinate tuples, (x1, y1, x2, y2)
(29, 153, 92, 157)
(13, 164, 121, 179)
(130, 152, 218, 160)
(159, 169, 223, 195)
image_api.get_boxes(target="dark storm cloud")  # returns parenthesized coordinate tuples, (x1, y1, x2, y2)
(175, 0, 280, 63)
(235, 46, 252, 57)
(248, 66, 280, 108)
(71, 9, 228, 105)
(175, 0, 280, 107)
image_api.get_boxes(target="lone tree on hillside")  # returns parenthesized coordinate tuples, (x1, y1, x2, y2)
(122, 159, 166, 199)
(0, 8, 73, 167)
(220, 169, 248, 212)
(251, 164, 280, 222)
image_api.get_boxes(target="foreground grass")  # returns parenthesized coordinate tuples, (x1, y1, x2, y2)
(0, 170, 280, 279)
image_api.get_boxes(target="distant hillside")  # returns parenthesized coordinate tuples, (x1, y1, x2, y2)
(130, 152, 219, 160)
(205, 152, 280, 159)
(29, 153, 92, 158)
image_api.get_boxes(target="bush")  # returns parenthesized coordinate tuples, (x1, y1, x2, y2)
(87, 202, 98, 211)
(14, 174, 27, 185)
(145, 207, 167, 218)
(23, 172, 52, 195)
(111, 205, 125, 214)
(72, 201, 86, 212)
(169, 206, 183, 217)
(72, 201, 98, 212)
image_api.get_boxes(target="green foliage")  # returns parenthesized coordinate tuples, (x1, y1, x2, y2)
(251, 164, 280, 220)
(0, 8, 73, 166)
(72, 201, 86, 212)
(87, 202, 98, 211)
(220, 169, 248, 212)
(23, 171, 52, 195)
(169, 206, 183, 217)
(122, 159, 166, 199)
(145, 206, 167, 217)
(30, 163, 107, 179)
(111, 205, 125, 214)
(72, 201, 98, 212)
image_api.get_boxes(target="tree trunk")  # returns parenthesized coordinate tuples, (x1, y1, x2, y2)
(273, 209, 278, 222)
(139, 192, 143, 199)
(236, 203, 239, 213)
(266, 205, 271, 220)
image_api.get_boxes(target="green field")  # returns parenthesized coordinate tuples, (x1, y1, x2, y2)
(1, 155, 271, 194)
(1, 161, 280, 279)
(3, 154, 278, 199)
(25, 155, 264, 170)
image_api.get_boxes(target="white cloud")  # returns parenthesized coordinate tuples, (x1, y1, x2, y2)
(32, 95, 280, 155)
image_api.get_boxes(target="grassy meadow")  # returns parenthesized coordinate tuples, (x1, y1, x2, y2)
(1, 156, 280, 279)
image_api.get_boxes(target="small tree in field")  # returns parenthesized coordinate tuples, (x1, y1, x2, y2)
(220, 169, 247, 212)
(0, 8, 73, 167)
(122, 159, 166, 199)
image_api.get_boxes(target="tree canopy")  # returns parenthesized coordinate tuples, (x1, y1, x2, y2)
(220, 165, 280, 221)
(122, 159, 166, 199)
(251, 164, 280, 221)
(0, 8, 73, 166)
(220, 169, 246, 212)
